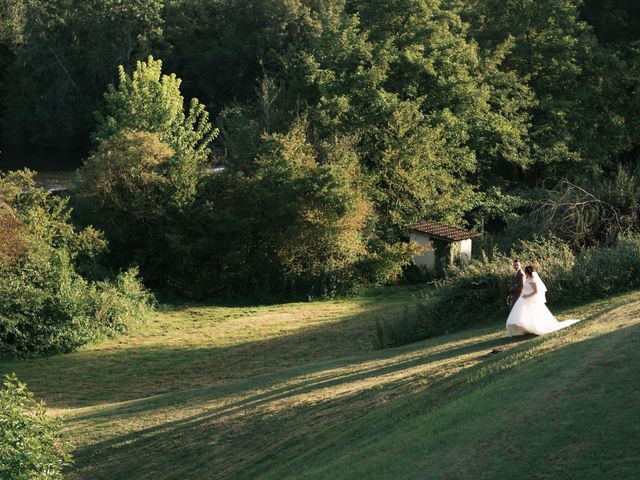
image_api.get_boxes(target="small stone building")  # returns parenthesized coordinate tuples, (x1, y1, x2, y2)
(406, 221, 480, 271)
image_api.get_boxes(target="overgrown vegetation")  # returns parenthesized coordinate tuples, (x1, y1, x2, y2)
(73, 58, 414, 299)
(376, 235, 640, 347)
(0, 170, 154, 357)
(2, 2, 639, 297)
(0, 374, 71, 480)
(2, 2, 640, 308)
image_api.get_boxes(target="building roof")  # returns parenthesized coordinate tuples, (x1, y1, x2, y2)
(406, 220, 480, 242)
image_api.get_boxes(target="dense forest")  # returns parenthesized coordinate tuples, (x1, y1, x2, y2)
(1, 0, 640, 301)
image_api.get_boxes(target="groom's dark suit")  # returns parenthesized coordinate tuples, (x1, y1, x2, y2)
(510, 269, 525, 308)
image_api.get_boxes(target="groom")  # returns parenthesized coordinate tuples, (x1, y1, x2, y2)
(510, 259, 525, 308)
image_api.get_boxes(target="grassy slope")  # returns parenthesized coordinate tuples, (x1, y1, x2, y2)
(1, 288, 639, 479)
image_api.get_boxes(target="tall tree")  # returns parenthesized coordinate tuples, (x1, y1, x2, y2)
(74, 57, 216, 288)
(462, 0, 635, 177)
(93, 56, 217, 205)
(268, 0, 532, 238)
(163, 0, 318, 113)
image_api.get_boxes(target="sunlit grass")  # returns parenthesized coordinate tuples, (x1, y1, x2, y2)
(1, 288, 638, 479)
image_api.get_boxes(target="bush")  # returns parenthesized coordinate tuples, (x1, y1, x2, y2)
(72, 130, 178, 284)
(511, 236, 576, 303)
(572, 236, 640, 298)
(0, 374, 72, 480)
(0, 170, 154, 357)
(375, 249, 513, 348)
(376, 236, 640, 348)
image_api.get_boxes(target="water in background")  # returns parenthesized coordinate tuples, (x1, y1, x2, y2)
(0, 147, 84, 191)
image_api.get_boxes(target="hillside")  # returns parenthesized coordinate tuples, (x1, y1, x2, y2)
(1, 288, 639, 479)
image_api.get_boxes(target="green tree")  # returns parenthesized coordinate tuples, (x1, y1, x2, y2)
(74, 57, 218, 290)
(268, 1, 533, 239)
(373, 101, 476, 242)
(463, 0, 634, 177)
(93, 56, 217, 205)
(163, 0, 319, 113)
(249, 121, 374, 295)
(181, 119, 412, 298)
(0, 0, 25, 47)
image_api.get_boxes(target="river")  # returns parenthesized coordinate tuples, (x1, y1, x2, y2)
(0, 147, 84, 191)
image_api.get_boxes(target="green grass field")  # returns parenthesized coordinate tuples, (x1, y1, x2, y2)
(1, 287, 639, 479)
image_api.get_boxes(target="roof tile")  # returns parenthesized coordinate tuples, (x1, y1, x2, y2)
(406, 220, 480, 242)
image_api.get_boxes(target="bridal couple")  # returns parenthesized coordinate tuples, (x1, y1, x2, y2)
(506, 260, 579, 336)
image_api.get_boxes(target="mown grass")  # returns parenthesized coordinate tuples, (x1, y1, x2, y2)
(1, 287, 638, 479)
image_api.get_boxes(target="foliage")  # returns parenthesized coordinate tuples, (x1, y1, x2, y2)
(0, 170, 154, 357)
(174, 120, 413, 299)
(0, 374, 71, 480)
(2, 0, 640, 301)
(0, 0, 26, 47)
(275, 1, 533, 241)
(464, 0, 640, 178)
(572, 236, 640, 298)
(93, 56, 217, 201)
(246, 123, 373, 296)
(74, 56, 218, 291)
(0, 200, 26, 265)
(73, 130, 177, 278)
(163, 0, 318, 114)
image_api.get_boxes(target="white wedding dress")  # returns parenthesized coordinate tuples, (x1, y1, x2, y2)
(506, 273, 580, 336)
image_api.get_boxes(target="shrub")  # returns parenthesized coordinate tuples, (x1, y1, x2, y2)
(73, 130, 177, 284)
(511, 236, 576, 303)
(93, 268, 155, 334)
(0, 374, 71, 480)
(0, 170, 154, 357)
(572, 236, 640, 298)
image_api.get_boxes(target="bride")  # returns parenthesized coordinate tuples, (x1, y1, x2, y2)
(506, 266, 580, 336)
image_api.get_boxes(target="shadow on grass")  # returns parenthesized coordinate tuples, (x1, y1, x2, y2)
(247, 316, 640, 480)
(65, 333, 518, 479)
(0, 293, 419, 407)
(68, 297, 640, 480)
(4, 291, 636, 479)
(67, 314, 640, 480)
(0, 288, 627, 412)
(69, 330, 517, 424)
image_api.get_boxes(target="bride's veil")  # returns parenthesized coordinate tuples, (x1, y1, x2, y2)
(532, 272, 547, 303)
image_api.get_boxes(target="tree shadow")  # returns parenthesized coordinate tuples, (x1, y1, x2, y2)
(3, 291, 635, 479)
(64, 314, 640, 480)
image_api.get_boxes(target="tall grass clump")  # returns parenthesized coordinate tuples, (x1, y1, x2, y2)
(0, 374, 72, 480)
(0, 171, 154, 358)
(376, 236, 640, 348)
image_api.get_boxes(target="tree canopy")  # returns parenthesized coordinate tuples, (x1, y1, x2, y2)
(1, 0, 639, 297)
